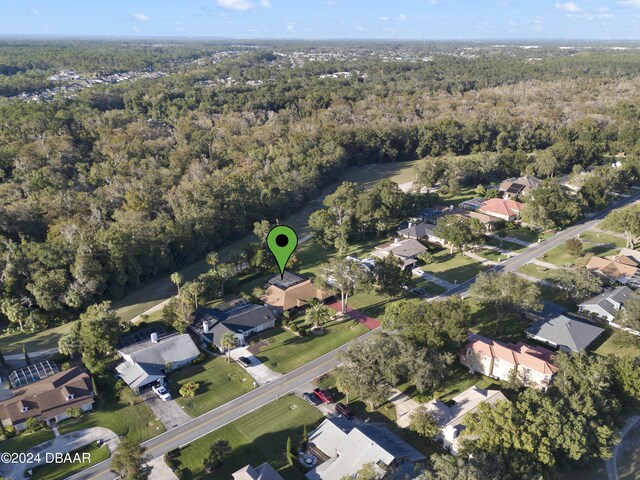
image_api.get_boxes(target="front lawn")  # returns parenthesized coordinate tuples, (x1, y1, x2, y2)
(468, 301, 531, 343)
(58, 376, 165, 444)
(0, 429, 54, 454)
(485, 237, 529, 253)
(32, 442, 109, 480)
(541, 240, 621, 268)
(171, 356, 255, 417)
(252, 319, 370, 374)
(476, 248, 506, 263)
(408, 276, 447, 296)
(517, 263, 557, 281)
(171, 395, 324, 480)
(425, 249, 485, 284)
(579, 230, 626, 249)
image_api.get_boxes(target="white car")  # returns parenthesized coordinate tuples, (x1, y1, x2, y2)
(152, 385, 172, 401)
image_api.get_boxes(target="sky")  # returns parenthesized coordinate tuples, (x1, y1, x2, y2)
(2, 0, 640, 40)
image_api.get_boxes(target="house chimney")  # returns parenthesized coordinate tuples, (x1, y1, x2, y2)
(408, 222, 413, 228)
(150, 332, 158, 344)
(203, 321, 210, 334)
(393, 237, 399, 244)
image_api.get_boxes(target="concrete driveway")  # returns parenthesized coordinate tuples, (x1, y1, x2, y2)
(142, 390, 192, 429)
(388, 389, 419, 428)
(229, 347, 282, 386)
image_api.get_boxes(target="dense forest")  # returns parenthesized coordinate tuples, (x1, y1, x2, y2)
(1, 40, 640, 332)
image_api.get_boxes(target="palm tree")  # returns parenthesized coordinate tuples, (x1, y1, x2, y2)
(209, 438, 232, 466)
(170, 272, 183, 294)
(305, 299, 331, 331)
(206, 252, 219, 270)
(220, 332, 237, 361)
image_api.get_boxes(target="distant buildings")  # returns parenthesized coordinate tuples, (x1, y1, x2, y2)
(0, 366, 94, 431)
(424, 385, 508, 455)
(305, 417, 425, 480)
(460, 334, 557, 389)
(586, 248, 640, 288)
(499, 176, 542, 198)
(526, 315, 605, 352)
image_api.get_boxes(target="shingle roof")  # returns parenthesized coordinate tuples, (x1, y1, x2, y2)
(194, 303, 277, 347)
(397, 222, 438, 239)
(375, 238, 428, 258)
(526, 315, 604, 352)
(579, 286, 634, 313)
(119, 333, 200, 366)
(116, 362, 165, 389)
(267, 272, 307, 290)
(233, 463, 284, 480)
(0, 368, 94, 425)
(262, 279, 330, 311)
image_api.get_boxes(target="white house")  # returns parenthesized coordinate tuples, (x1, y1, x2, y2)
(578, 286, 634, 323)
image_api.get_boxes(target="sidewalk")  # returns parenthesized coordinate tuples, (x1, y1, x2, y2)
(326, 301, 381, 329)
(412, 269, 456, 290)
(531, 259, 560, 270)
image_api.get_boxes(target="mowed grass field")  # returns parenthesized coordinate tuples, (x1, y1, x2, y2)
(32, 443, 109, 480)
(172, 395, 324, 480)
(0, 429, 54, 454)
(171, 356, 255, 417)
(425, 248, 486, 284)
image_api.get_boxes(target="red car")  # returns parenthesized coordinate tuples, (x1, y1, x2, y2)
(313, 388, 334, 404)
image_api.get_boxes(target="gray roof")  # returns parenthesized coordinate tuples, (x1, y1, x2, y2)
(397, 222, 438, 239)
(579, 286, 634, 317)
(233, 463, 284, 480)
(194, 303, 276, 347)
(306, 418, 425, 480)
(116, 362, 164, 389)
(267, 272, 307, 290)
(376, 238, 428, 259)
(526, 315, 605, 352)
(119, 333, 200, 366)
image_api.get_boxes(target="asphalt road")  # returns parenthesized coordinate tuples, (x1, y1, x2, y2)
(69, 190, 640, 480)
(68, 329, 379, 480)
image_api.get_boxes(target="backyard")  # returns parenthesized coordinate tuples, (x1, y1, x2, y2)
(170, 395, 324, 480)
(170, 355, 255, 417)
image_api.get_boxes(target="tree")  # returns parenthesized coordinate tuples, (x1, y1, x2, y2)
(170, 272, 183, 294)
(409, 406, 440, 437)
(58, 323, 82, 357)
(78, 302, 120, 359)
(418, 251, 434, 265)
(340, 463, 384, 480)
(548, 267, 603, 302)
(0, 348, 4, 366)
(318, 257, 373, 313)
(305, 299, 331, 330)
(470, 271, 542, 320)
(286, 436, 295, 466)
(179, 381, 199, 398)
(433, 215, 484, 253)
(110, 437, 150, 480)
(372, 253, 411, 298)
(414, 158, 446, 189)
(23, 344, 30, 365)
(601, 205, 640, 248)
(221, 332, 237, 361)
(91, 376, 99, 398)
(205, 252, 219, 269)
(565, 238, 583, 257)
(617, 292, 640, 330)
(162, 295, 194, 333)
(0, 299, 28, 332)
(382, 297, 470, 351)
(521, 181, 583, 230)
(65, 407, 82, 418)
(209, 438, 232, 465)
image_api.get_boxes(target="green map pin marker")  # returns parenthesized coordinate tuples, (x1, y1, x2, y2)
(266, 225, 298, 279)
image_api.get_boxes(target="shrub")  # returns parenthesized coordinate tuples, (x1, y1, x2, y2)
(50, 352, 70, 364)
(65, 407, 82, 419)
(179, 381, 199, 398)
(191, 353, 206, 365)
(25, 417, 42, 433)
(289, 323, 298, 333)
(298, 327, 307, 337)
(60, 362, 71, 370)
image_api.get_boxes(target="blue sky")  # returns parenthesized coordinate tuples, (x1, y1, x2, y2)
(2, 0, 640, 39)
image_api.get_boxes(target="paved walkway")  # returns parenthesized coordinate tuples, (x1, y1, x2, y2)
(591, 226, 629, 241)
(514, 270, 553, 287)
(412, 268, 456, 290)
(463, 250, 494, 264)
(229, 346, 282, 386)
(148, 456, 179, 480)
(142, 390, 192, 430)
(483, 244, 518, 256)
(606, 415, 640, 480)
(326, 300, 381, 329)
(0, 427, 118, 480)
(531, 259, 561, 270)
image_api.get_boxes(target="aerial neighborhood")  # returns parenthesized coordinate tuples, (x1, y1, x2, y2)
(1, 33, 640, 480)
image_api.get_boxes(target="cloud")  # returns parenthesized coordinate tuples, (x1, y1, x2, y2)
(27, 8, 40, 16)
(260, 0, 272, 7)
(555, 2, 581, 12)
(379, 16, 389, 21)
(618, 0, 640, 6)
(395, 13, 407, 21)
(217, 0, 254, 11)
(286, 22, 294, 31)
(355, 25, 364, 32)
(133, 13, 150, 21)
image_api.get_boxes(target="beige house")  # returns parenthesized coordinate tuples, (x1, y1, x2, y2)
(261, 272, 330, 313)
(459, 334, 557, 389)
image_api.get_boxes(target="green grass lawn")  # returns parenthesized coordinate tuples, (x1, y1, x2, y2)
(172, 395, 324, 480)
(580, 230, 627, 249)
(425, 248, 485, 284)
(0, 321, 78, 355)
(439, 186, 477, 207)
(32, 442, 109, 480)
(170, 356, 255, 417)
(517, 263, 557, 281)
(0, 429, 54, 454)
(408, 276, 447, 296)
(595, 329, 640, 358)
(540, 240, 621, 268)
(468, 301, 531, 343)
(485, 236, 529, 253)
(58, 376, 165, 444)
(252, 319, 370, 374)
(475, 248, 506, 263)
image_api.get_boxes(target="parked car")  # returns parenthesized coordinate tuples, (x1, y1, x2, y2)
(237, 356, 252, 367)
(152, 384, 171, 401)
(313, 388, 334, 404)
(411, 287, 427, 296)
(302, 392, 323, 406)
(335, 402, 352, 419)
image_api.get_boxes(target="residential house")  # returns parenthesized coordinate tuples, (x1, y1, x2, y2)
(233, 464, 284, 480)
(261, 272, 330, 313)
(372, 238, 428, 269)
(0, 367, 94, 431)
(306, 417, 425, 480)
(424, 385, 508, 455)
(193, 299, 277, 351)
(458, 198, 488, 211)
(499, 176, 542, 198)
(459, 334, 557, 389)
(450, 208, 500, 231)
(409, 207, 447, 225)
(116, 333, 200, 393)
(578, 286, 635, 323)
(477, 198, 524, 222)
(526, 315, 605, 352)
(586, 249, 640, 288)
(397, 222, 446, 245)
